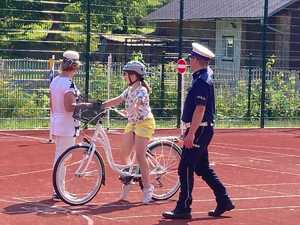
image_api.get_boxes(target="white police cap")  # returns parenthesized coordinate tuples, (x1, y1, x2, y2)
(62, 50, 82, 65)
(123, 61, 146, 76)
(190, 42, 215, 61)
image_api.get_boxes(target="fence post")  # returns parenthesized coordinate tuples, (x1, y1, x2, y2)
(260, 0, 268, 128)
(247, 53, 253, 118)
(124, 38, 128, 63)
(296, 72, 300, 92)
(85, 0, 91, 101)
(107, 54, 112, 128)
(176, 0, 184, 128)
(160, 51, 166, 113)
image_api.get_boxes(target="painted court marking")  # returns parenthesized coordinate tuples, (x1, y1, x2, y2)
(218, 162, 300, 176)
(92, 205, 300, 221)
(212, 144, 300, 158)
(0, 168, 52, 179)
(0, 129, 299, 224)
(0, 132, 49, 142)
(214, 142, 299, 152)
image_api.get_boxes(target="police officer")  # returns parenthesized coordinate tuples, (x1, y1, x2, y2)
(162, 43, 234, 219)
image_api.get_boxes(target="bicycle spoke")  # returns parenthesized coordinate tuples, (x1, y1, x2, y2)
(147, 140, 181, 200)
(54, 145, 104, 205)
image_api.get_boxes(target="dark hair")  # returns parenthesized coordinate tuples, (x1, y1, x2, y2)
(126, 70, 151, 93)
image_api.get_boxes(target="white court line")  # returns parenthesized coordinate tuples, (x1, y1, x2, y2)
(212, 144, 300, 158)
(0, 168, 52, 179)
(81, 214, 94, 225)
(225, 182, 300, 188)
(11, 182, 300, 200)
(229, 185, 287, 195)
(98, 205, 300, 221)
(1, 194, 300, 221)
(91, 194, 300, 209)
(2, 194, 300, 207)
(247, 157, 272, 162)
(218, 162, 300, 176)
(214, 142, 299, 152)
(0, 132, 48, 142)
(193, 194, 300, 203)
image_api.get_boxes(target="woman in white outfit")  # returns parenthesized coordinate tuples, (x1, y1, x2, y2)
(50, 50, 82, 200)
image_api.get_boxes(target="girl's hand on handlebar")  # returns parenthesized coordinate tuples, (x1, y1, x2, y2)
(119, 109, 128, 118)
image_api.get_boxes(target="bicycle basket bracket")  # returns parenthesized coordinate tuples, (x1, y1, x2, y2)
(73, 101, 104, 124)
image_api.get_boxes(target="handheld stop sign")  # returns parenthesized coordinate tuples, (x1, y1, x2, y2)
(176, 58, 187, 75)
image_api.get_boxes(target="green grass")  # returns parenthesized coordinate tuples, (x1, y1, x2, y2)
(1, 117, 299, 130)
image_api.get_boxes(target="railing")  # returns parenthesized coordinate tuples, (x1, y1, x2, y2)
(0, 59, 299, 129)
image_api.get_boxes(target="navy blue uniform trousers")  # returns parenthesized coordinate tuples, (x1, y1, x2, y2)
(176, 126, 229, 211)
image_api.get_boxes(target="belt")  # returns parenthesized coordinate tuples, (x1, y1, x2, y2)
(182, 122, 214, 129)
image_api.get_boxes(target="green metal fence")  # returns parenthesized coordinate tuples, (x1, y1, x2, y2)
(1, 58, 299, 129)
(1, 1, 300, 129)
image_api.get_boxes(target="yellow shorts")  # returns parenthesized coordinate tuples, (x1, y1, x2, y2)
(124, 117, 155, 139)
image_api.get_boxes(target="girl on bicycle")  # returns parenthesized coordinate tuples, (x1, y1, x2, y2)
(102, 60, 155, 204)
(50, 50, 82, 200)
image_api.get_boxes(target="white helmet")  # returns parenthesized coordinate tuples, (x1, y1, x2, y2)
(123, 61, 146, 77)
(62, 50, 82, 66)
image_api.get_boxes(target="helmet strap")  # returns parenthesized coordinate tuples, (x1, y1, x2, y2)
(128, 74, 138, 86)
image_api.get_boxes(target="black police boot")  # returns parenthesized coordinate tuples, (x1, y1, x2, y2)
(162, 208, 192, 219)
(208, 200, 235, 217)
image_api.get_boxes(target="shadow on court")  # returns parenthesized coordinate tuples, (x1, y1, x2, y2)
(154, 216, 230, 225)
(87, 199, 175, 216)
(3, 199, 67, 216)
(3, 198, 175, 218)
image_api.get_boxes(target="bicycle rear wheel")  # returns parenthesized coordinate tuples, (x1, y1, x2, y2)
(53, 145, 105, 206)
(147, 140, 181, 201)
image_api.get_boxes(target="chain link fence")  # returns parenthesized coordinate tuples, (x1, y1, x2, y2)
(1, 1, 300, 129)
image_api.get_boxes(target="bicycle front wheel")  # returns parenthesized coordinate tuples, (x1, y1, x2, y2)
(53, 145, 105, 206)
(147, 140, 181, 201)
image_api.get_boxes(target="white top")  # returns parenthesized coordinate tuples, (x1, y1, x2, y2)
(50, 76, 80, 136)
(121, 84, 153, 123)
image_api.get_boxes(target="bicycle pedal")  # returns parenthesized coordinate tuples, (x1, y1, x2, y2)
(133, 177, 141, 183)
(119, 175, 133, 185)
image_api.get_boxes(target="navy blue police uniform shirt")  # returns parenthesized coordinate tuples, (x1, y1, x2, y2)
(181, 68, 215, 124)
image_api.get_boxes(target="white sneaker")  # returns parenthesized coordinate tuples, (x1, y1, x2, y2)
(52, 193, 60, 201)
(143, 184, 154, 204)
(119, 184, 132, 201)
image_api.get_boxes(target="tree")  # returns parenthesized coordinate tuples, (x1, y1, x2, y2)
(0, 0, 172, 58)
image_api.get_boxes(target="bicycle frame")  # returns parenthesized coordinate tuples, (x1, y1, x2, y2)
(53, 107, 182, 205)
(79, 108, 174, 178)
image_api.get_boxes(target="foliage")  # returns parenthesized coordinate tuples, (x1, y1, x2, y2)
(0, 0, 172, 58)
(1, 58, 299, 129)
(215, 70, 300, 120)
(129, 51, 145, 63)
(0, 80, 48, 118)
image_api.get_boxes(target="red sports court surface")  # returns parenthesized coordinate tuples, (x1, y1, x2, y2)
(0, 128, 300, 225)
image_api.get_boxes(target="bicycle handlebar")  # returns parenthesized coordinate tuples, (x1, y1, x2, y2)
(76, 106, 127, 128)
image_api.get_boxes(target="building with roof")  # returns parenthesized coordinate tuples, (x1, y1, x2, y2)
(144, 0, 300, 70)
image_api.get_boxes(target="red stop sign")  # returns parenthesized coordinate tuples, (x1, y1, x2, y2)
(177, 58, 187, 75)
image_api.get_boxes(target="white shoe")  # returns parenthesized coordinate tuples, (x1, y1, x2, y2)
(119, 184, 132, 201)
(52, 193, 60, 201)
(143, 184, 154, 204)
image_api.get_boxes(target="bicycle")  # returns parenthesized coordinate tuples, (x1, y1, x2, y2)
(52, 102, 182, 206)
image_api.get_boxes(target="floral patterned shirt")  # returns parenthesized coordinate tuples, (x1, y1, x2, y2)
(120, 84, 153, 123)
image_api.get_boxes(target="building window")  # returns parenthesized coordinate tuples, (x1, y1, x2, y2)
(222, 36, 234, 61)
